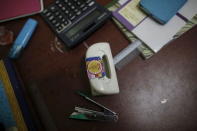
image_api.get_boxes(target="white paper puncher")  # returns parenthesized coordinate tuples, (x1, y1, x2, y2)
(85, 42, 119, 96)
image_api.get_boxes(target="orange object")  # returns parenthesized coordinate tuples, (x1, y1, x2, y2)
(0, 27, 13, 45)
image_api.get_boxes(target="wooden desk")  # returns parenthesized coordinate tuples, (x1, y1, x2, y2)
(0, 0, 197, 131)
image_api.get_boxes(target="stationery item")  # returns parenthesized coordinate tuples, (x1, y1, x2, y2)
(118, 0, 129, 5)
(0, 0, 43, 23)
(132, 16, 186, 52)
(69, 92, 118, 122)
(113, 0, 147, 31)
(113, 40, 142, 70)
(108, 1, 197, 59)
(178, 0, 197, 20)
(107, 1, 154, 59)
(0, 58, 36, 131)
(86, 42, 119, 96)
(139, 0, 187, 24)
(8, 18, 38, 59)
(113, 0, 197, 53)
(41, 0, 111, 48)
(0, 81, 16, 129)
(112, 18, 154, 59)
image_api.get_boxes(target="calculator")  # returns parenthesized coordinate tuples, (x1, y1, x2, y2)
(41, 0, 111, 48)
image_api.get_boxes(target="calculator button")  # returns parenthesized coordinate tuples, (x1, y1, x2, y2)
(70, 16, 76, 21)
(55, 0, 60, 4)
(65, 10, 69, 14)
(58, 15, 63, 19)
(55, 23, 60, 27)
(50, 6, 56, 11)
(64, 21, 68, 25)
(62, 18, 66, 22)
(49, 16, 54, 21)
(82, 6, 88, 11)
(68, 13, 73, 18)
(88, 1, 95, 6)
(76, 11, 81, 16)
(80, 4, 86, 8)
(55, 12, 60, 16)
(52, 20, 57, 24)
(46, 12, 51, 17)
(68, 2, 72, 6)
(76, 1, 82, 5)
(62, 7, 66, 11)
(86, 0, 93, 3)
(74, 8, 79, 12)
(71, 5, 75, 10)
(58, 3, 63, 7)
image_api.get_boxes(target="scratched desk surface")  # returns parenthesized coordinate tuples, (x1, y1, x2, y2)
(0, 0, 197, 131)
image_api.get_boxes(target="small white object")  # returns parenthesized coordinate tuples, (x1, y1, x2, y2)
(86, 42, 120, 96)
(118, 0, 129, 5)
(161, 99, 168, 104)
(132, 16, 186, 52)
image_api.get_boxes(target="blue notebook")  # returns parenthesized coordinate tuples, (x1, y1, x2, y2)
(0, 81, 16, 129)
(140, 0, 187, 24)
(0, 58, 36, 131)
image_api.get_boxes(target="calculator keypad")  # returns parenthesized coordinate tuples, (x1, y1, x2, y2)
(42, 0, 95, 32)
(41, 0, 111, 48)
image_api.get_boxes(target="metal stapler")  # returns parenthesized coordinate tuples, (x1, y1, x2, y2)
(69, 92, 118, 122)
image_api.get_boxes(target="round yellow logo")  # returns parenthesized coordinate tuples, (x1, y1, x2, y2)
(87, 60, 102, 75)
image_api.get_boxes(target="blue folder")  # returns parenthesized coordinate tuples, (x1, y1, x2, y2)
(0, 58, 36, 131)
(140, 0, 187, 24)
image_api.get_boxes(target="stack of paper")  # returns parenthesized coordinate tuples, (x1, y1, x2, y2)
(113, 0, 197, 53)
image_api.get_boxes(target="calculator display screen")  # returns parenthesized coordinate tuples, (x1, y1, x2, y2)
(66, 10, 101, 38)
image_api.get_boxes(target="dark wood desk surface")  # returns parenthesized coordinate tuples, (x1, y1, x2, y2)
(1, 0, 197, 131)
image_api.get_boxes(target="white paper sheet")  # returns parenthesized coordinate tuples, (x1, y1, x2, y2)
(118, 0, 129, 5)
(132, 16, 186, 52)
(178, 0, 197, 20)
